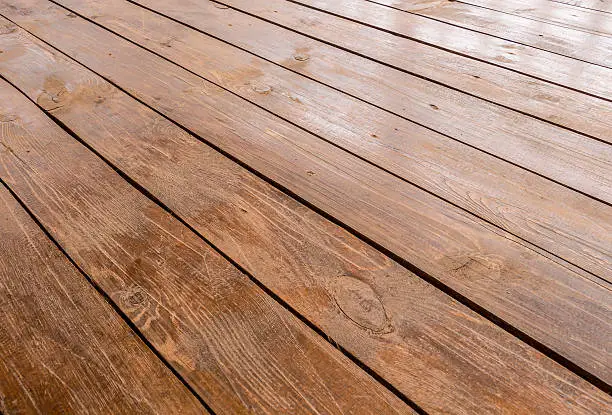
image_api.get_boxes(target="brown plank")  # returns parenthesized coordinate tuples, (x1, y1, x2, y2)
(464, 0, 612, 35)
(369, 0, 612, 66)
(1, 16, 611, 415)
(2, 2, 611, 390)
(270, 0, 612, 100)
(0, 80, 409, 414)
(51, 0, 612, 283)
(0, 187, 207, 414)
(129, 0, 612, 153)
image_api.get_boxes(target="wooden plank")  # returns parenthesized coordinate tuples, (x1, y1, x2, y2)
(368, 0, 612, 66)
(1, 16, 611, 415)
(0, 80, 409, 415)
(93, 0, 612, 205)
(551, 0, 612, 13)
(0, 186, 207, 414)
(50, 0, 612, 284)
(2, 2, 611, 390)
(126, 0, 612, 146)
(463, 0, 612, 36)
(275, 0, 612, 100)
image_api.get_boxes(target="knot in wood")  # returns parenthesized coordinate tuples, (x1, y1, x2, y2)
(252, 84, 272, 95)
(121, 286, 148, 308)
(330, 275, 392, 334)
(36, 91, 67, 112)
(293, 53, 310, 62)
(0, 24, 17, 35)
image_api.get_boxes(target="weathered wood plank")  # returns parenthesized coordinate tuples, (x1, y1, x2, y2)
(50, 0, 612, 282)
(551, 0, 612, 13)
(2, 2, 611, 390)
(0, 78, 409, 414)
(149, 0, 612, 143)
(369, 0, 612, 66)
(128, 0, 612, 167)
(463, 0, 612, 35)
(0, 186, 208, 414)
(1, 16, 611, 414)
(272, 0, 612, 100)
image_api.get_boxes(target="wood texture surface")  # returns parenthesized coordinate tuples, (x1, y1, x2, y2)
(2, 1, 610, 389)
(284, 0, 612, 100)
(160, 0, 612, 144)
(48, 0, 612, 281)
(0, 186, 208, 414)
(0, 77, 409, 414)
(0, 16, 611, 414)
(463, 0, 612, 35)
(126, 0, 611, 202)
(551, 0, 612, 13)
(369, 0, 612, 66)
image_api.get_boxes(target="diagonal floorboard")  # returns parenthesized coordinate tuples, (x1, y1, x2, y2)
(51, 0, 612, 283)
(0, 76, 409, 414)
(134, 0, 612, 144)
(0, 184, 209, 414)
(280, 0, 612, 99)
(0, 0, 610, 412)
(4, 17, 612, 412)
(2, 0, 611, 390)
(367, 0, 612, 66)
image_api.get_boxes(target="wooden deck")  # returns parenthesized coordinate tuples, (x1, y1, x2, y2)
(0, 0, 610, 413)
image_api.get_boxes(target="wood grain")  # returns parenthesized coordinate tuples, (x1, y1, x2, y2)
(0, 186, 208, 414)
(0, 17, 611, 414)
(127, 0, 612, 153)
(0, 78, 409, 414)
(50, 0, 612, 282)
(2, 2, 611, 389)
(129, 0, 612, 203)
(463, 0, 612, 36)
(369, 0, 612, 66)
(551, 0, 612, 13)
(282, 0, 612, 100)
